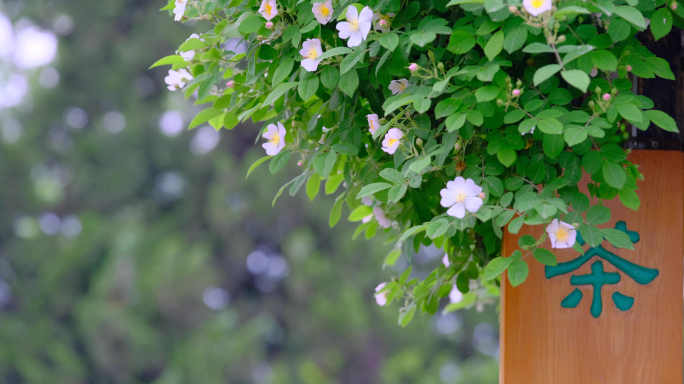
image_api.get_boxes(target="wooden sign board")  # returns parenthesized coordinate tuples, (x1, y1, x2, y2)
(501, 150, 683, 383)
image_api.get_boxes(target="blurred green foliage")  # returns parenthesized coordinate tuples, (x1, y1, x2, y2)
(0, 0, 498, 382)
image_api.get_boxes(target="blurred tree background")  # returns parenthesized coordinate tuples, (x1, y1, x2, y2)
(0, 0, 499, 383)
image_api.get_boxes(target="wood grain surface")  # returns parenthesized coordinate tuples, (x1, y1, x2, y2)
(500, 150, 683, 384)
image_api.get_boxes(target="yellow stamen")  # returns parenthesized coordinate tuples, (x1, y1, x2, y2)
(454, 191, 466, 203)
(349, 18, 359, 31)
(531, 0, 545, 8)
(369, 120, 375, 130)
(320, 6, 329, 17)
(556, 227, 569, 242)
(398, 83, 406, 92)
(387, 138, 397, 147)
(268, 134, 280, 146)
(264, 2, 273, 15)
(307, 48, 318, 60)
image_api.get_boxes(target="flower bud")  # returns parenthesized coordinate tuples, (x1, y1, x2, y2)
(512, 89, 521, 97)
(496, 99, 504, 106)
(508, 5, 518, 13)
(557, 35, 566, 43)
(437, 62, 444, 71)
(454, 142, 461, 151)
(516, 79, 523, 88)
(265, 21, 274, 29)
(672, 1, 678, 10)
(588, 100, 595, 108)
(408, 63, 418, 72)
(595, 86, 601, 94)
(478, 192, 486, 199)
(626, 65, 632, 72)
(226, 80, 236, 88)
(602, 93, 611, 101)
(379, 19, 387, 26)
(416, 138, 423, 147)
(297, 160, 304, 166)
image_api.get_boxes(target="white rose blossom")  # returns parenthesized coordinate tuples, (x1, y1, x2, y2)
(262, 122, 286, 156)
(449, 286, 463, 304)
(439, 176, 484, 219)
(173, 0, 188, 21)
(336, 6, 373, 48)
(523, 0, 552, 16)
(373, 207, 391, 229)
(179, 33, 202, 60)
(381, 128, 403, 155)
(546, 219, 577, 249)
(374, 283, 389, 306)
(165, 68, 193, 91)
(312, 1, 333, 25)
(259, 0, 278, 21)
(388, 79, 410, 95)
(366, 113, 379, 135)
(299, 38, 323, 72)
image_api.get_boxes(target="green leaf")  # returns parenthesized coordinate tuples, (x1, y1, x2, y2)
(149, 55, 188, 68)
(388, 184, 408, 202)
(331, 143, 358, 156)
(533, 248, 558, 266)
(586, 205, 611, 225)
(246, 155, 273, 179)
(298, 76, 319, 101)
(263, 82, 299, 106)
(237, 15, 265, 34)
(396, 225, 428, 245)
(608, 19, 631, 42)
(503, 25, 527, 54)
(651, 8, 673, 40)
(340, 51, 364, 75)
(484, 257, 512, 280)
(384, 248, 402, 266)
(507, 259, 529, 287)
(178, 38, 207, 51)
(447, 31, 476, 54)
(543, 134, 565, 159)
(379, 32, 399, 51)
(272, 57, 294, 86)
(645, 109, 679, 132)
(484, 31, 504, 62)
(618, 188, 640, 210)
(427, 219, 449, 239)
(537, 118, 563, 135)
(357, 183, 393, 199)
(616, 104, 643, 124)
(561, 70, 590, 92)
(349, 205, 373, 221)
(475, 86, 501, 102)
(329, 193, 346, 227)
(316, 47, 353, 61)
(533, 64, 562, 86)
(446, 113, 467, 132)
(323, 151, 337, 178)
(189, 108, 223, 129)
(554, 5, 591, 17)
(306, 173, 322, 201)
(614, 6, 647, 30)
(410, 31, 437, 47)
(580, 224, 603, 247)
(523, 43, 554, 53)
(379, 168, 405, 184)
(602, 228, 635, 250)
(269, 151, 291, 174)
(564, 126, 588, 146)
(339, 69, 359, 97)
(590, 50, 618, 72)
(320, 66, 339, 90)
(602, 161, 627, 189)
(508, 215, 524, 234)
(497, 148, 516, 167)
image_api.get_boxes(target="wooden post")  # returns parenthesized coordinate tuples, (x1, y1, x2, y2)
(500, 150, 683, 383)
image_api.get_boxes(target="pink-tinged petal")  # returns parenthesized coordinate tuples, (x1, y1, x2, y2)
(447, 202, 466, 218)
(276, 140, 286, 153)
(375, 291, 388, 306)
(464, 196, 483, 213)
(546, 219, 560, 235)
(277, 122, 286, 138)
(359, 20, 372, 39)
(262, 142, 278, 156)
(448, 177, 466, 192)
(440, 188, 456, 207)
(362, 214, 373, 223)
(358, 6, 374, 23)
(347, 31, 362, 47)
(167, 85, 176, 91)
(442, 254, 450, 268)
(301, 58, 319, 72)
(449, 286, 463, 303)
(463, 178, 482, 196)
(336, 22, 353, 38)
(375, 282, 386, 292)
(345, 5, 359, 20)
(387, 128, 403, 139)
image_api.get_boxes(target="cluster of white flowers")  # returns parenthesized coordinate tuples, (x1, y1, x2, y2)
(164, 68, 193, 91)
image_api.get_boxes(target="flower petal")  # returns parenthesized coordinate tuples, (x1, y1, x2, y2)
(301, 58, 319, 72)
(336, 22, 352, 38)
(347, 31, 362, 47)
(440, 188, 456, 207)
(345, 5, 358, 20)
(447, 202, 466, 218)
(359, 20, 372, 39)
(463, 178, 483, 196)
(464, 196, 483, 213)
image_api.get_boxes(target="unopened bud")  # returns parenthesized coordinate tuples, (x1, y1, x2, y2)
(297, 160, 304, 166)
(226, 80, 236, 88)
(454, 142, 461, 150)
(602, 93, 611, 101)
(595, 86, 601, 94)
(416, 138, 423, 147)
(512, 89, 521, 97)
(478, 192, 486, 199)
(626, 65, 632, 72)
(379, 19, 387, 26)
(265, 21, 274, 29)
(516, 79, 523, 88)
(496, 99, 504, 106)
(557, 35, 566, 43)
(508, 5, 518, 13)
(588, 101, 595, 108)
(672, 1, 678, 10)
(437, 62, 444, 71)
(408, 63, 418, 72)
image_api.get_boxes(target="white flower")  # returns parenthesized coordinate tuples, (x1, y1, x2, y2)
(262, 122, 286, 156)
(180, 33, 201, 60)
(373, 207, 391, 228)
(174, 0, 188, 21)
(362, 196, 373, 206)
(375, 283, 388, 306)
(388, 79, 410, 95)
(449, 285, 463, 304)
(442, 254, 450, 268)
(373, 12, 395, 33)
(312, 1, 333, 25)
(381, 128, 403, 155)
(440, 177, 484, 219)
(299, 38, 323, 72)
(259, 0, 278, 21)
(546, 219, 577, 249)
(165, 68, 193, 91)
(523, 0, 552, 16)
(336, 6, 373, 48)
(367, 113, 379, 135)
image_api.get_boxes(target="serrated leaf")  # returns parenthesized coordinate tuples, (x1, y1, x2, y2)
(246, 155, 273, 179)
(357, 183, 393, 199)
(507, 259, 529, 286)
(602, 228, 635, 250)
(533, 248, 558, 266)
